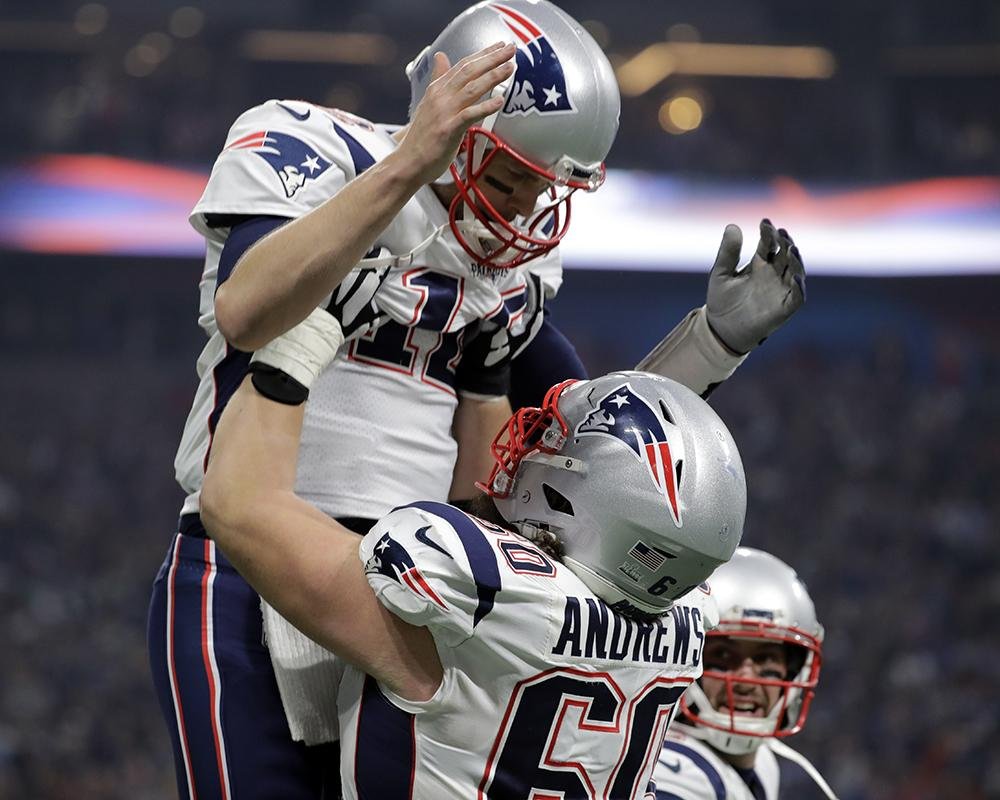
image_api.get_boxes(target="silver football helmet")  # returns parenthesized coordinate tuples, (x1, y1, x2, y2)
(681, 547, 824, 754)
(482, 372, 746, 616)
(406, 0, 621, 269)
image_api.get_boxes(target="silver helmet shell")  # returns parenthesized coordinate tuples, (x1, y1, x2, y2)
(407, 0, 620, 181)
(487, 372, 746, 616)
(405, 0, 621, 268)
(680, 547, 824, 754)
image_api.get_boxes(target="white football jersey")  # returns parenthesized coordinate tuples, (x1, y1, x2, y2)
(174, 99, 562, 519)
(336, 501, 714, 799)
(653, 725, 779, 800)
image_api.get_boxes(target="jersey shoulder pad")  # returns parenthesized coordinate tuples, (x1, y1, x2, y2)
(655, 730, 728, 800)
(360, 501, 503, 647)
(190, 100, 386, 234)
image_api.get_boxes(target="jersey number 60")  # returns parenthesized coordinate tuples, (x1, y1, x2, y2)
(479, 668, 689, 799)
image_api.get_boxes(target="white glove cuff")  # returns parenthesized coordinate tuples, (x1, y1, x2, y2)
(635, 305, 747, 396)
(250, 308, 345, 390)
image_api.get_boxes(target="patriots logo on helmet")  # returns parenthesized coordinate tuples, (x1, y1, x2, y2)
(364, 529, 449, 610)
(575, 384, 684, 526)
(226, 130, 331, 198)
(491, 3, 575, 116)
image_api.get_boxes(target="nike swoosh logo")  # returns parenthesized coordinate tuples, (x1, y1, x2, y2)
(277, 102, 310, 121)
(662, 759, 682, 773)
(415, 526, 453, 559)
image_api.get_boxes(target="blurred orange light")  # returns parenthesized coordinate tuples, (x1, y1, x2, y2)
(659, 94, 703, 134)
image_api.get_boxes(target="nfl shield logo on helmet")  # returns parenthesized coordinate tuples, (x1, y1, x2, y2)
(490, 3, 575, 116)
(226, 130, 331, 198)
(575, 383, 684, 527)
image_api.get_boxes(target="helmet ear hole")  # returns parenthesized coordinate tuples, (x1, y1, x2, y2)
(542, 483, 575, 516)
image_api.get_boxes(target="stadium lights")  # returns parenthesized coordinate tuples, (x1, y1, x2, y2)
(241, 30, 396, 65)
(616, 42, 836, 96)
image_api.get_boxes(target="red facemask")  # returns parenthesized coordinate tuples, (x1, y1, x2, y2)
(448, 127, 605, 270)
(681, 621, 823, 738)
(478, 379, 577, 498)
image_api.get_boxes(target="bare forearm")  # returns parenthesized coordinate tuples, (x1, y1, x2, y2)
(200, 376, 442, 698)
(216, 150, 423, 351)
(449, 394, 512, 501)
(200, 375, 319, 605)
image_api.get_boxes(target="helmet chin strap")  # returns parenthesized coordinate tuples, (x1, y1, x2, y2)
(353, 222, 451, 271)
(507, 520, 564, 556)
(348, 214, 516, 275)
(679, 718, 765, 756)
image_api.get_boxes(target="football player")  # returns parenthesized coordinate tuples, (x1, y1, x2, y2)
(147, 0, 805, 797)
(199, 300, 749, 796)
(653, 548, 837, 799)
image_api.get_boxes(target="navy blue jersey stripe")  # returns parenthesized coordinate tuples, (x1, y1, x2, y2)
(406, 501, 501, 626)
(331, 121, 376, 175)
(662, 742, 726, 800)
(203, 215, 286, 470)
(203, 344, 252, 471)
(216, 215, 289, 288)
(354, 675, 414, 798)
(734, 765, 767, 800)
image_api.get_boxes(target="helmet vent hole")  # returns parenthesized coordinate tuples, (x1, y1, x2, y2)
(542, 483, 575, 516)
(658, 399, 674, 425)
(675, 459, 683, 487)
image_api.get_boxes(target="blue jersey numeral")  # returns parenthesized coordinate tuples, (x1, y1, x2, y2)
(350, 269, 465, 395)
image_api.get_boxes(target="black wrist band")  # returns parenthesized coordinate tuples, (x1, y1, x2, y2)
(248, 363, 309, 405)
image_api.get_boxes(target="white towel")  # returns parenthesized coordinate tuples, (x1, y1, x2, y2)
(261, 600, 344, 745)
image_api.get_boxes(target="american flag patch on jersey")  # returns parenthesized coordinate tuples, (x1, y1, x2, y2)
(627, 541, 668, 571)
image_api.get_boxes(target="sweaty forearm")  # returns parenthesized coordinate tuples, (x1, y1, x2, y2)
(215, 149, 424, 351)
(200, 377, 443, 699)
(200, 377, 354, 638)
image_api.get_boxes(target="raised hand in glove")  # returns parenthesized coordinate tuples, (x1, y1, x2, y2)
(706, 219, 806, 355)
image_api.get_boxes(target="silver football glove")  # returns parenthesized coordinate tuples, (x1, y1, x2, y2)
(706, 219, 806, 355)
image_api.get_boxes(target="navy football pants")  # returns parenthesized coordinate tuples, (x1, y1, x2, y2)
(147, 525, 340, 799)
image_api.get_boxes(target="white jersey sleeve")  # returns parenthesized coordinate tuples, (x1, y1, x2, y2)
(190, 99, 360, 233)
(360, 501, 501, 648)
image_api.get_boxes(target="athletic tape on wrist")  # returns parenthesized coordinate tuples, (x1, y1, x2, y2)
(249, 308, 345, 403)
